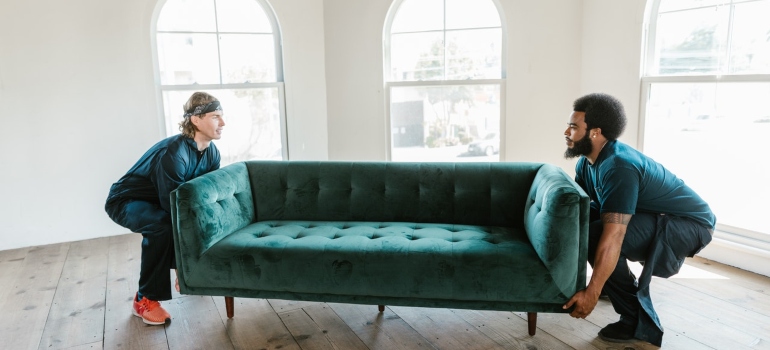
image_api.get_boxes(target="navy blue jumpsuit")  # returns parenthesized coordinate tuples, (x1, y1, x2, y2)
(575, 140, 715, 346)
(105, 134, 220, 301)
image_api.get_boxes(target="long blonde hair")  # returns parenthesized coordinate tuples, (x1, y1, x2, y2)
(179, 92, 218, 138)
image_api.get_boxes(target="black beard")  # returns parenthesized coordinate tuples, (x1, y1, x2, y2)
(564, 134, 593, 159)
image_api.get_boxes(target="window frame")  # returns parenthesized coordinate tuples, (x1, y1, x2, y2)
(151, 0, 289, 160)
(382, 0, 507, 162)
(640, 0, 770, 242)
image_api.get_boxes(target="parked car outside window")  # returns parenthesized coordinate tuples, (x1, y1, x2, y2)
(467, 133, 499, 156)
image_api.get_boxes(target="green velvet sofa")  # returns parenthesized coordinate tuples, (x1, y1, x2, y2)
(170, 161, 589, 335)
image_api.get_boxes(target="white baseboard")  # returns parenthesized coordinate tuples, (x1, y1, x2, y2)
(697, 230, 770, 278)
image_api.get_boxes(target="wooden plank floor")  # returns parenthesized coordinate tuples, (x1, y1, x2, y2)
(1, 234, 769, 350)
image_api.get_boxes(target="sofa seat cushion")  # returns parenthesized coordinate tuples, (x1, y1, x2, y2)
(190, 221, 566, 303)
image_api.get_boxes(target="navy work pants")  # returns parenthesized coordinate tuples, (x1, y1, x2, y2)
(588, 212, 712, 346)
(106, 199, 175, 301)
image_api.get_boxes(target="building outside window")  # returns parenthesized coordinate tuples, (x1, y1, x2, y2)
(154, 0, 287, 165)
(384, 0, 506, 162)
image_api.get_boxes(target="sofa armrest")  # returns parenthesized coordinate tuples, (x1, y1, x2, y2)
(524, 164, 590, 297)
(171, 162, 255, 274)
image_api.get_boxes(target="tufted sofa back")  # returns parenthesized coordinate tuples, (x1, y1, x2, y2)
(245, 161, 542, 228)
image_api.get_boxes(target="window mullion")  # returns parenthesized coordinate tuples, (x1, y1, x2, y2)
(644, 0, 663, 76)
(160, 82, 284, 91)
(443, 0, 447, 81)
(724, 1, 736, 74)
(213, 0, 223, 85)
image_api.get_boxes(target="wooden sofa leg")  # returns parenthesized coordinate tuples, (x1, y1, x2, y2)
(527, 312, 537, 335)
(378, 305, 385, 312)
(225, 296, 234, 318)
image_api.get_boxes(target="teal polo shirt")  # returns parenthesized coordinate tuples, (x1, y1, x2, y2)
(575, 140, 716, 229)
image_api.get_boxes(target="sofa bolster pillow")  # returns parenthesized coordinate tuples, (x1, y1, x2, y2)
(524, 164, 589, 297)
(173, 162, 255, 259)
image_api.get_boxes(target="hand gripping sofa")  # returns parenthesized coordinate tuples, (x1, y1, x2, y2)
(170, 161, 589, 335)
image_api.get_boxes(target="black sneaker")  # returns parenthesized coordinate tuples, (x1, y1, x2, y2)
(598, 321, 636, 343)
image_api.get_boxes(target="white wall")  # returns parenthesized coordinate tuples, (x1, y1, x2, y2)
(0, 0, 161, 250)
(580, 0, 648, 148)
(0, 0, 328, 250)
(499, 0, 582, 172)
(323, 0, 392, 161)
(271, 0, 329, 161)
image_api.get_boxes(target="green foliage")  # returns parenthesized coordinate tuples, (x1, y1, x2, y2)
(676, 25, 718, 51)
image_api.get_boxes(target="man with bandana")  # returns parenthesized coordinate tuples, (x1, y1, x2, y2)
(105, 92, 225, 325)
(561, 93, 715, 346)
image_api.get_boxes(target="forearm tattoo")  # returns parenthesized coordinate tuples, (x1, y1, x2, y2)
(601, 212, 632, 225)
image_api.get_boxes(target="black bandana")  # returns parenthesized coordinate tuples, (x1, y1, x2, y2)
(184, 100, 222, 118)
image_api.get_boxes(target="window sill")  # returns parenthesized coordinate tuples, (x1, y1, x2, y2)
(697, 229, 770, 278)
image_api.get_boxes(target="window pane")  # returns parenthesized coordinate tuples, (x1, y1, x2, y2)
(391, 0, 443, 33)
(390, 84, 501, 162)
(390, 32, 444, 81)
(157, 33, 220, 85)
(219, 34, 276, 83)
(163, 88, 284, 165)
(644, 82, 770, 234)
(729, 1, 770, 74)
(157, 0, 216, 32)
(446, 0, 500, 30)
(658, 0, 725, 13)
(654, 6, 729, 75)
(216, 0, 273, 33)
(446, 28, 502, 80)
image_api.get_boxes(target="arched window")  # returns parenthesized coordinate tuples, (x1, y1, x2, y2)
(641, 0, 770, 236)
(154, 0, 286, 164)
(384, 0, 505, 161)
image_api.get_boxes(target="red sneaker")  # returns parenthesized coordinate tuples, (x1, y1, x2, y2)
(132, 293, 171, 325)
